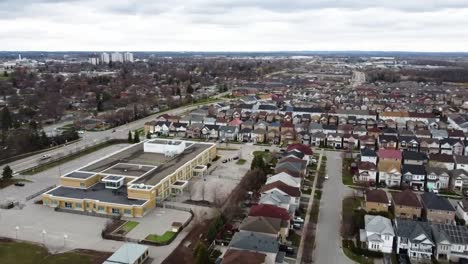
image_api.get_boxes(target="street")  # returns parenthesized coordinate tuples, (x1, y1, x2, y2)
(313, 151, 354, 264)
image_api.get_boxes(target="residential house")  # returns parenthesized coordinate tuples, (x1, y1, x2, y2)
(398, 136, 420, 152)
(401, 164, 426, 189)
(421, 192, 456, 225)
(455, 155, 468, 171)
(378, 160, 402, 187)
(419, 138, 440, 155)
(169, 123, 187, 137)
(378, 135, 398, 149)
(425, 166, 450, 191)
(238, 127, 252, 142)
(251, 128, 266, 144)
(394, 219, 434, 260)
(310, 132, 326, 147)
(378, 149, 403, 163)
(450, 169, 468, 193)
(239, 216, 289, 243)
(360, 215, 395, 253)
(260, 182, 301, 213)
(361, 148, 377, 165)
(201, 124, 219, 139)
(153, 121, 171, 136)
(402, 151, 428, 165)
(392, 190, 422, 220)
(227, 231, 279, 264)
(249, 204, 290, 221)
(429, 154, 456, 170)
(431, 129, 448, 140)
(357, 162, 377, 183)
(259, 190, 294, 215)
(343, 134, 359, 149)
(360, 135, 377, 150)
(326, 133, 343, 148)
(219, 126, 239, 141)
(186, 123, 204, 138)
(432, 224, 468, 262)
(365, 189, 389, 213)
(266, 172, 301, 188)
(440, 138, 464, 156)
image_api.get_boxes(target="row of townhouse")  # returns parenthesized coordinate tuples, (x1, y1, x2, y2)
(360, 212, 468, 262)
(219, 144, 313, 264)
(357, 148, 468, 193)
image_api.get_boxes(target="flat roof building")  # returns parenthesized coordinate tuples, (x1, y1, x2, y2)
(42, 139, 216, 217)
(103, 243, 149, 264)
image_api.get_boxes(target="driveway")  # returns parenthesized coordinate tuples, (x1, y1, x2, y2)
(313, 151, 354, 264)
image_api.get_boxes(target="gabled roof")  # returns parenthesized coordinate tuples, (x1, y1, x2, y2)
(261, 181, 301, 197)
(421, 192, 455, 211)
(378, 149, 402, 160)
(432, 224, 468, 245)
(402, 164, 426, 175)
(266, 172, 301, 187)
(455, 155, 468, 165)
(402, 151, 427, 161)
(365, 215, 394, 236)
(249, 204, 290, 220)
(395, 219, 434, 246)
(366, 189, 388, 204)
(392, 189, 421, 208)
(286, 143, 313, 155)
(429, 153, 455, 163)
(358, 161, 376, 170)
(229, 231, 279, 254)
(275, 168, 301, 178)
(222, 249, 266, 264)
(239, 216, 281, 235)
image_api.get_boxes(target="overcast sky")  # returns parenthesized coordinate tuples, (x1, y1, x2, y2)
(0, 0, 467, 52)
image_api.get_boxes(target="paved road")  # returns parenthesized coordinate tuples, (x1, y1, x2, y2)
(313, 151, 354, 264)
(1, 92, 230, 174)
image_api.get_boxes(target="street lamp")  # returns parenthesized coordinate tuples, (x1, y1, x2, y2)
(15, 226, 19, 239)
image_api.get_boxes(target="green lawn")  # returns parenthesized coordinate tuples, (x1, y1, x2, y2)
(0, 241, 94, 264)
(145, 231, 177, 244)
(236, 159, 246, 165)
(343, 246, 373, 264)
(119, 221, 139, 233)
(342, 158, 355, 185)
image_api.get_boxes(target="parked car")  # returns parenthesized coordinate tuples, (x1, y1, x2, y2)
(40, 154, 51, 160)
(293, 217, 304, 223)
(222, 160, 227, 163)
(324, 174, 329, 180)
(432, 189, 439, 194)
(233, 156, 239, 160)
(14, 182, 25, 187)
(292, 223, 302, 230)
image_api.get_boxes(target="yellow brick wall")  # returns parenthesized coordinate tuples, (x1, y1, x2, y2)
(365, 201, 388, 212)
(394, 206, 421, 219)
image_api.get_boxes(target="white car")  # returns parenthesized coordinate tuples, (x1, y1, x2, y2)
(324, 174, 329, 180)
(432, 189, 439, 194)
(40, 154, 51, 160)
(293, 217, 304, 223)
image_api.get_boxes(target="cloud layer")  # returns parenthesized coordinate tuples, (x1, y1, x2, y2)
(0, 0, 467, 51)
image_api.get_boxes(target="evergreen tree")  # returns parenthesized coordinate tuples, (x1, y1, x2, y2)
(146, 132, 151, 139)
(0, 106, 13, 132)
(133, 130, 140, 143)
(186, 84, 194, 94)
(128, 131, 133, 143)
(2, 165, 13, 180)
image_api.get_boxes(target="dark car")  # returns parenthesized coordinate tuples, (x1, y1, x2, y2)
(222, 160, 228, 163)
(14, 182, 25, 187)
(233, 156, 239, 160)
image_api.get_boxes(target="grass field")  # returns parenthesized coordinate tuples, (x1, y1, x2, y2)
(0, 241, 103, 264)
(342, 158, 355, 185)
(0, 178, 31, 189)
(118, 221, 139, 233)
(145, 231, 177, 244)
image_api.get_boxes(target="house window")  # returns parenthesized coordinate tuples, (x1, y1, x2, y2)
(80, 182, 85, 188)
(124, 209, 132, 215)
(75, 203, 82, 209)
(112, 208, 120, 215)
(64, 202, 72, 208)
(97, 206, 105, 212)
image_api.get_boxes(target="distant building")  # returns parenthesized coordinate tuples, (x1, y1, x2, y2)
(111, 52, 124, 63)
(124, 52, 134, 62)
(88, 57, 99, 65)
(103, 243, 149, 264)
(100, 52, 110, 64)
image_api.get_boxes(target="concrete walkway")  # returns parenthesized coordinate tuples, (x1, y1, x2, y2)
(296, 149, 323, 263)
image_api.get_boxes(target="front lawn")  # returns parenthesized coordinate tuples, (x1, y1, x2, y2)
(145, 231, 177, 244)
(0, 241, 107, 264)
(0, 178, 31, 189)
(288, 232, 301, 247)
(342, 158, 355, 185)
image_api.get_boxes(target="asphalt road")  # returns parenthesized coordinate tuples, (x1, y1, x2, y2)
(313, 151, 354, 264)
(2, 92, 230, 174)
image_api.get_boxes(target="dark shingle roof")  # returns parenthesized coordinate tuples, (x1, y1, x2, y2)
(402, 151, 427, 161)
(402, 164, 426, 175)
(392, 190, 421, 208)
(366, 189, 388, 204)
(421, 192, 455, 211)
(361, 148, 377, 157)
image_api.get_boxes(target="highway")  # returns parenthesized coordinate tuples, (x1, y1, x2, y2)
(2, 92, 230, 174)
